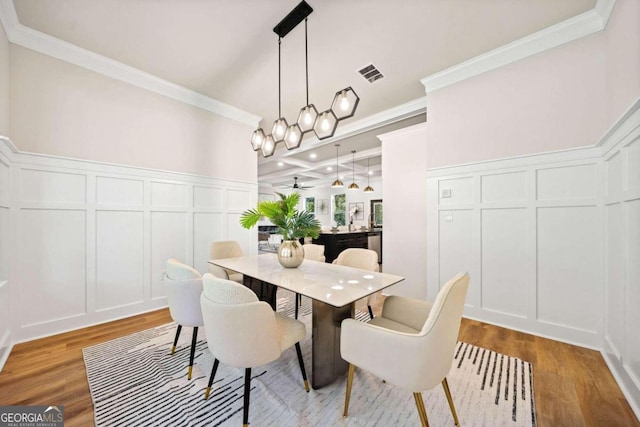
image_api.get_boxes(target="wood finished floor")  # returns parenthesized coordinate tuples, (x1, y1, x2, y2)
(1, 303, 638, 427)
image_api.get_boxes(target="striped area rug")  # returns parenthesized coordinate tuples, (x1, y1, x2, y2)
(83, 295, 536, 426)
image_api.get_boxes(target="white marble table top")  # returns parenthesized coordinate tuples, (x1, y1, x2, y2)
(209, 253, 404, 308)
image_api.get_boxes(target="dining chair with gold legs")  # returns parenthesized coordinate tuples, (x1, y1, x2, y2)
(333, 248, 379, 319)
(164, 259, 204, 380)
(341, 272, 470, 426)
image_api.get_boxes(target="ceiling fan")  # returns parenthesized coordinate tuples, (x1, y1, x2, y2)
(280, 177, 314, 190)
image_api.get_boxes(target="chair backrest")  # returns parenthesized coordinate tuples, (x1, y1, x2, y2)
(210, 240, 244, 260)
(417, 272, 470, 389)
(303, 243, 326, 262)
(333, 248, 379, 272)
(164, 259, 204, 327)
(200, 273, 281, 368)
(210, 240, 244, 277)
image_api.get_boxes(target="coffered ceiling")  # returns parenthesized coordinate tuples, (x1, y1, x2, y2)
(8, 0, 596, 187)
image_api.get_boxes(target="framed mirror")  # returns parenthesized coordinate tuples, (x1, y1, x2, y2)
(370, 199, 383, 227)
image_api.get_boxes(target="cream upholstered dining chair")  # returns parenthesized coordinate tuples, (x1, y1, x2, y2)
(200, 273, 310, 426)
(303, 243, 326, 262)
(341, 272, 470, 427)
(164, 259, 204, 380)
(332, 248, 379, 319)
(209, 240, 244, 283)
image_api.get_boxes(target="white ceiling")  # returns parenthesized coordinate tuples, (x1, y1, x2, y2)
(11, 0, 596, 187)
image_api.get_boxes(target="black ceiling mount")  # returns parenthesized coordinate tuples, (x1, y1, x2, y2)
(273, 1, 313, 38)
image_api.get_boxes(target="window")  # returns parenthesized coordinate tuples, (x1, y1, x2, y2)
(305, 197, 315, 217)
(333, 193, 346, 226)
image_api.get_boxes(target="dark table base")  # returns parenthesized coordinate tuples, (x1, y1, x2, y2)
(241, 275, 352, 389)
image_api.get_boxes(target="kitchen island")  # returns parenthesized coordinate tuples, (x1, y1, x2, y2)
(312, 229, 382, 263)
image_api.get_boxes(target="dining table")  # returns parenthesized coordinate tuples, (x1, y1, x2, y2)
(208, 253, 405, 388)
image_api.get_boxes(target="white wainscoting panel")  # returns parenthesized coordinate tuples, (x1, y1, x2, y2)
(150, 211, 188, 299)
(227, 212, 252, 253)
(427, 150, 602, 348)
(630, 140, 640, 189)
(438, 177, 473, 206)
(481, 172, 526, 203)
(626, 200, 640, 386)
(1, 137, 257, 344)
(536, 206, 600, 333)
(19, 169, 86, 204)
(0, 148, 11, 371)
(193, 212, 224, 275)
(96, 176, 144, 206)
(438, 209, 475, 305)
(95, 211, 145, 311)
(227, 189, 252, 212)
(151, 181, 188, 208)
(0, 159, 9, 205)
(193, 186, 224, 209)
(0, 207, 8, 282)
(601, 100, 640, 419)
(537, 164, 596, 201)
(18, 209, 87, 327)
(481, 208, 527, 317)
(605, 203, 625, 357)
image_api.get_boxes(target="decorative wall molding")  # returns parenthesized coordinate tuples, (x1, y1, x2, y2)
(0, 137, 257, 346)
(427, 149, 603, 349)
(600, 98, 640, 419)
(0, 0, 260, 128)
(421, 0, 616, 93)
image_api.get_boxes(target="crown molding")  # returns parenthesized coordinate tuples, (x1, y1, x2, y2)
(421, 0, 616, 93)
(0, 0, 261, 127)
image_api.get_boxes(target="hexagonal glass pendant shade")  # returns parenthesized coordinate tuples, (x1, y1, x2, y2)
(271, 118, 288, 143)
(261, 135, 277, 158)
(297, 104, 318, 133)
(313, 110, 338, 140)
(284, 124, 303, 150)
(251, 128, 265, 151)
(331, 87, 360, 120)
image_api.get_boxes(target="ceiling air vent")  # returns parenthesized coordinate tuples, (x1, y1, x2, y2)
(358, 63, 384, 84)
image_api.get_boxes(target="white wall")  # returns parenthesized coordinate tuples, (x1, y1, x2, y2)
(425, 25, 608, 169)
(9, 45, 257, 182)
(0, 137, 256, 347)
(0, 20, 9, 135)
(601, 100, 640, 418)
(380, 123, 428, 298)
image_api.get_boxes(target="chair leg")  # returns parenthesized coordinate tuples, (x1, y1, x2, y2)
(243, 368, 251, 427)
(367, 305, 374, 319)
(442, 377, 460, 427)
(204, 358, 219, 400)
(294, 342, 310, 392)
(171, 324, 182, 355)
(343, 364, 355, 417)
(188, 326, 198, 380)
(413, 392, 430, 427)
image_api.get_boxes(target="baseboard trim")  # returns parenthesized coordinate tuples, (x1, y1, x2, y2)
(0, 330, 13, 373)
(602, 351, 640, 422)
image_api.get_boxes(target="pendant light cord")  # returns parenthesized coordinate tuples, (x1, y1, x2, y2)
(278, 37, 282, 117)
(305, 19, 309, 106)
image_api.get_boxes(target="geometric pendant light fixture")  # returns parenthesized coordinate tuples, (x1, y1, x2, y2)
(251, 1, 360, 157)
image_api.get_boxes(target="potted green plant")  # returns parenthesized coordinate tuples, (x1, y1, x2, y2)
(240, 192, 321, 268)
